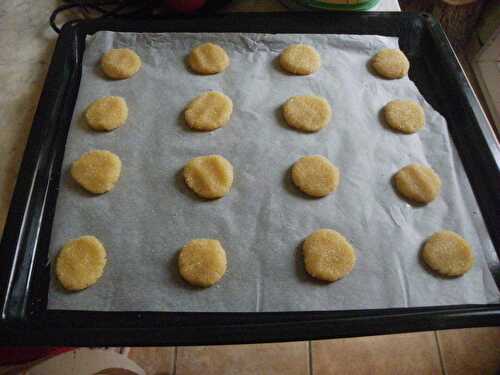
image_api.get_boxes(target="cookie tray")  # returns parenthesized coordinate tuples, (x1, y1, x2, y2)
(1, 12, 499, 346)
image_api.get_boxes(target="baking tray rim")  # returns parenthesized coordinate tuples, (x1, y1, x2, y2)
(0, 12, 499, 346)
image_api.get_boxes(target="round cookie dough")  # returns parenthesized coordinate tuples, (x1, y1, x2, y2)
(384, 100, 425, 134)
(71, 150, 122, 194)
(394, 163, 441, 204)
(101, 48, 142, 79)
(184, 91, 233, 131)
(371, 48, 410, 79)
(282, 95, 332, 132)
(183, 155, 234, 199)
(178, 239, 227, 287)
(187, 42, 230, 75)
(422, 230, 475, 277)
(56, 235, 107, 291)
(303, 229, 356, 282)
(292, 155, 339, 198)
(279, 44, 321, 75)
(85, 96, 128, 131)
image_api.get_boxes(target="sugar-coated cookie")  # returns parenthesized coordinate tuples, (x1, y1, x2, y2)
(178, 239, 227, 287)
(71, 150, 122, 194)
(394, 163, 441, 204)
(422, 230, 474, 277)
(384, 100, 424, 134)
(183, 155, 234, 199)
(282, 95, 331, 132)
(185, 91, 233, 131)
(85, 96, 128, 131)
(101, 48, 141, 79)
(303, 229, 356, 282)
(56, 235, 107, 291)
(188, 42, 230, 74)
(279, 44, 321, 75)
(292, 155, 339, 198)
(371, 48, 409, 79)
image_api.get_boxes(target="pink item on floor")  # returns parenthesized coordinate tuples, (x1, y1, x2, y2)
(0, 347, 73, 366)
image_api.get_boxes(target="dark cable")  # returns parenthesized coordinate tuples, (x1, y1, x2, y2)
(50, 0, 156, 33)
(49, 0, 230, 33)
(50, 3, 83, 33)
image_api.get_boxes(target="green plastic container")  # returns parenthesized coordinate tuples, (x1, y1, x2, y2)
(295, 0, 381, 11)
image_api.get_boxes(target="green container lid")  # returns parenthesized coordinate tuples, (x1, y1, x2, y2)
(294, 0, 381, 11)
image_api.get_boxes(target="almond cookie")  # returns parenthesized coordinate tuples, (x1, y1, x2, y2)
(183, 155, 234, 199)
(384, 100, 425, 134)
(56, 235, 107, 291)
(282, 95, 332, 132)
(185, 91, 233, 131)
(422, 230, 475, 277)
(85, 96, 128, 131)
(394, 163, 441, 204)
(101, 48, 141, 79)
(71, 150, 122, 194)
(303, 229, 356, 282)
(371, 48, 410, 79)
(178, 239, 227, 287)
(279, 44, 321, 75)
(292, 155, 339, 198)
(187, 42, 230, 74)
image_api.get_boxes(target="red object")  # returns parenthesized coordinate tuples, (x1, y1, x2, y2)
(164, 0, 207, 13)
(0, 347, 73, 366)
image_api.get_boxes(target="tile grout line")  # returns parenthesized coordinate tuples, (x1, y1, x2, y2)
(308, 341, 313, 375)
(434, 331, 448, 375)
(172, 346, 178, 375)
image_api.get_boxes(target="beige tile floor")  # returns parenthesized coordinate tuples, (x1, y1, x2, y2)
(127, 328, 500, 375)
(0, 329, 498, 374)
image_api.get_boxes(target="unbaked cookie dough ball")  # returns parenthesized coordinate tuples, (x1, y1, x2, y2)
(185, 91, 233, 131)
(371, 48, 410, 79)
(187, 42, 230, 75)
(384, 100, 425, 134)
(282, 95, 332, 132)
(178, 239, 227, 287)
(394, 163, 441, 204)
(183, 155, 234, 199)
(303, 229, 356, 282)
(292, 155, 339, 198)
(101, 48, 142, 79)
(85, 96, 128, 131)
(422, 230, 475, 277)
(71, 150, 122, 194)
(279, 44, 321, 75)
(56, 235, 107, 291)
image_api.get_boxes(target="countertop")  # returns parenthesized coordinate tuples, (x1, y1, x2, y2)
(0, 0, 402, 234)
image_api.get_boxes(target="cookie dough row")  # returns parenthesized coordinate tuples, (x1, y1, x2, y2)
(55, 229, 475, 291)
(100, 43, 409, 79)
(70, 150, 441, 204)
(85, 92, 424, 135)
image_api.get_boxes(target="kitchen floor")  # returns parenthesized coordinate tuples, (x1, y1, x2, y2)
(126, 327, 500, 375)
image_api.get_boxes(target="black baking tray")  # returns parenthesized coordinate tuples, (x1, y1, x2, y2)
(1, 12, 499, 346)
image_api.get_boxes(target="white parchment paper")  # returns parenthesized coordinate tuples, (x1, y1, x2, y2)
(47, 32, 500, 311)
